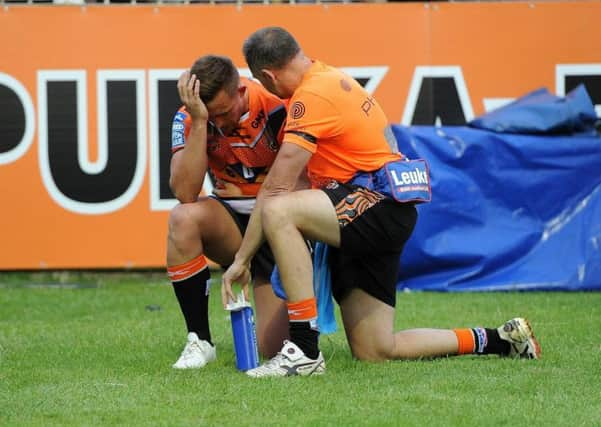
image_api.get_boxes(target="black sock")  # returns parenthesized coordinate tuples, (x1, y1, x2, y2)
(481, 328, 510, 355)
(172, 268, 212, 345)
(289, 321, 319, 359)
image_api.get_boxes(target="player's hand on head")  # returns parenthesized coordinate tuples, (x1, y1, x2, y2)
(177, 70, 209, 123)
(221, 260, 252, 308)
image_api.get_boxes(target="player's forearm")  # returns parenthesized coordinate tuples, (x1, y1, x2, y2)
(169, 124, 209, 203)
(170, 172, 206, 204)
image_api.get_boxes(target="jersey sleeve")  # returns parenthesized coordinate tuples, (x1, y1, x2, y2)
(284, 91, 341, 153)
(171, 108, 191, 153)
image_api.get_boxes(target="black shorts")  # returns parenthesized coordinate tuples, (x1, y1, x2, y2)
(212, 197, 275, 281)
(321, 183, 417, 307)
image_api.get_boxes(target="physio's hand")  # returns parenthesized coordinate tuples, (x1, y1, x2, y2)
(221, 259, 252, 308)
(177, 70, 209, 122)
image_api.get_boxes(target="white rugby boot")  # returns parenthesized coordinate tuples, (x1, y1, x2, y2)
(498, 318, 541, 359)
(246, 340, 325, 378)
(172, 332, 216, 369)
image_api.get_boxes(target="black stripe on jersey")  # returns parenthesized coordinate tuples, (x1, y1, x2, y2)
(267, 105, 287, 136)
(265, 105, 287, 150)
(288, 130, 317, 144)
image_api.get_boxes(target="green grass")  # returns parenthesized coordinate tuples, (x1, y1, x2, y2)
(1, 271, 600, 426)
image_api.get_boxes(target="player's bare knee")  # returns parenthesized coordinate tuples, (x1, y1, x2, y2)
(168, 204, 192, 235)
(168, 203, 207, 236)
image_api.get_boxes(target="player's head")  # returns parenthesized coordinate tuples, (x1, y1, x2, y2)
(190, 55, 247, 135)
(243, 27, 302, 99)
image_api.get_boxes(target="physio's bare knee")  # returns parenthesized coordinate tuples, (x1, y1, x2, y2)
(348, 340, 394, 362)
(262, 196, 292, 235)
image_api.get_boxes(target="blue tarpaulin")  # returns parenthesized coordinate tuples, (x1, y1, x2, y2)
(395, 86, 601, 291)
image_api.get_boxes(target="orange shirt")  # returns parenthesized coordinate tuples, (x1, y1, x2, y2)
(284, 61, 401, 188)
(171, 77, 286, 197)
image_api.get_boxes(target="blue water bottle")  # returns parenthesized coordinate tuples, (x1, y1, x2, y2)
(226, 293, 259, 371)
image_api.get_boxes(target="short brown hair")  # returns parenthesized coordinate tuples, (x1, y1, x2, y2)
(243, 27, 301, 78)
(189, 55, 240, 104)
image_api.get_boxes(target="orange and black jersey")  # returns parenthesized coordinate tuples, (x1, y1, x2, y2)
(171, 77, 286, 197)
(283, 60, 401, 188)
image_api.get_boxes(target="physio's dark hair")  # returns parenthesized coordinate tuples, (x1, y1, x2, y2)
(189, 55, 240, 103)
(243, 27, 301, 77)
